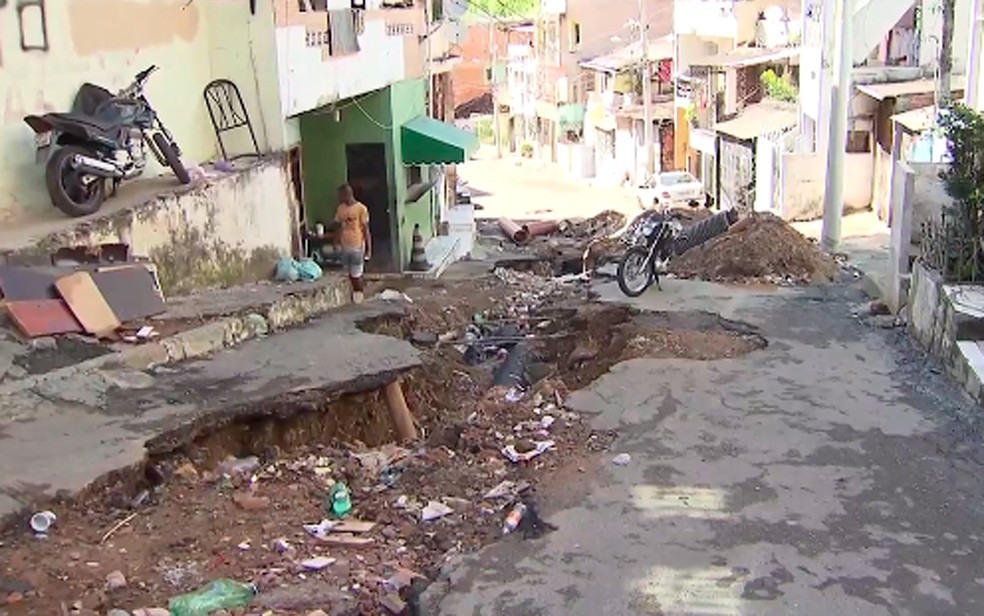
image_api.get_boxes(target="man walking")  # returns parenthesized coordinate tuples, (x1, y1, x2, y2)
(334, 184, 371, 303)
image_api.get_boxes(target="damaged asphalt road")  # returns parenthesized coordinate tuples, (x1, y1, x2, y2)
(425, 278, 984, 615)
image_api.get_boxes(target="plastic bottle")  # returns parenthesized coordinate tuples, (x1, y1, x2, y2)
(168, 579, 256, 616)
(502, 503, 527, 535)
(328, 482, 352, 518)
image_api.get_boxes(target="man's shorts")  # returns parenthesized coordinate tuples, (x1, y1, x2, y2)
(339, 248, 365, 278)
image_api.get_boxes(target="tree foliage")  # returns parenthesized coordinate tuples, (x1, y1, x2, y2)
(922, 104, 984, 281)
(468, 0, 538, 18)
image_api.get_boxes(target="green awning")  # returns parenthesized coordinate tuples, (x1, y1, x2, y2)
(401, 116, 479, 164)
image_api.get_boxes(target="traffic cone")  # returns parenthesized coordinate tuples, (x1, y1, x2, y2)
(408, 224, 429, 271)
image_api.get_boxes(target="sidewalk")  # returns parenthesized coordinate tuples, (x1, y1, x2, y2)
(0, 301, 420, 521)
(792, 210, 892, 299)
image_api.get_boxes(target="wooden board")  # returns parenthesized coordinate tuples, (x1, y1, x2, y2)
(6, 300, 83, 337)
(0, 266, 59, 301)
(331, 520, 376, 533)
(90, 265, 165, 323)
(55, 272, 120, 336)
(318, 533, 375, 547)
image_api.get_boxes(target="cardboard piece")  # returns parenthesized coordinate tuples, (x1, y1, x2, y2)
(318, 533, 375, 547)
(331, 520, 376, 533)
(55, 272, 120, 336)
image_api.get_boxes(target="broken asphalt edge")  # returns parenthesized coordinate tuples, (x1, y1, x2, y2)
(0, 302, 422, 530)
(0, 277, 352, 398)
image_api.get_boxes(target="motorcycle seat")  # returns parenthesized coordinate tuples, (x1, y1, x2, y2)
(47, 112, 122, 134)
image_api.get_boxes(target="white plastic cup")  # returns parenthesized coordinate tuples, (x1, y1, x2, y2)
(29, 510, 56, 534)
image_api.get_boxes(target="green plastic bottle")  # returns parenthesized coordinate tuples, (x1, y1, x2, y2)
(167, 579, 256, 616)
(328, 482, 352, 518)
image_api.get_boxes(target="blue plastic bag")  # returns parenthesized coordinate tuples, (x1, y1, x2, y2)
(274, 257, 299, 282)
(296, 258, 323, 281)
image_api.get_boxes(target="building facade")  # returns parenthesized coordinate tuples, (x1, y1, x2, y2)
(0, 0, 473, 286)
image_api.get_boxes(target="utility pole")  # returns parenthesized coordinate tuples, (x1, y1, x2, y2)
(937, 0, 957, 107)
(966, 0, 984, 109)
(638, 0, 654, 176)
(490, 19, 502, 157)
(820, 0, 854, 253)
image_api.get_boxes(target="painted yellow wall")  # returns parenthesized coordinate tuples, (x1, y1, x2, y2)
(0, 0, 283, 226)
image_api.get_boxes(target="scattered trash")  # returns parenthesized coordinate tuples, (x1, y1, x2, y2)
(327, 482, 352, 518)
(501, 503, 527, 535)
(29, 510, 56, 534)
(612, 453, 632, 466)
(484, 480, 529, 500)
(167, 579, 257, 616)
(421, 500, 454, 522)
(504, 387, 524, 403)
(217, 456, 260, 476)
(272, 538, 293, 554)
(303, 520, 334, 541)
(502, 440, 555, 463)
(236, 540, 251, 551)
(274, 257, 323, 283)
(377, 289, 413, 303)
(301, 556, 337, 571)
(516, 494, 558, 540)
(105, 570, 127, 591)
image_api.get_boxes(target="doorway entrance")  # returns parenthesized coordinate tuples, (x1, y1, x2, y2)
(345, 143, 394, 272)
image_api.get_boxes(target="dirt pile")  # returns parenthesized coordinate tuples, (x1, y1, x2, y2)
(670, 212, 839, 284)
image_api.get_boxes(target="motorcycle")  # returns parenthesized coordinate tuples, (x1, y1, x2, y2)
(615, 209, 684, 297)
(23, 65, 191, 218)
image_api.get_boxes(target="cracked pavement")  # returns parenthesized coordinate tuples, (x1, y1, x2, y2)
(426, 278, 984, 615)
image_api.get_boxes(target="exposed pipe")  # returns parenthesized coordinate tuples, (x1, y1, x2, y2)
(524, 220, 560, 238)
(71, 154, 123, 178)
(498, 217, 530, 243)
(384, 378, 418, 442)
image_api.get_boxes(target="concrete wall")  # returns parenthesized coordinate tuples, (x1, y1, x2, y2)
(299, 79, 435, 271)
(25, 159, 296, 296)
(0, 0, 271, 225)
(272, 1, 421, 117)
(779, 152, 873, 220)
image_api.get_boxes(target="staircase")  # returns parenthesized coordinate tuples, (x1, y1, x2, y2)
(852, 0, 917, 64)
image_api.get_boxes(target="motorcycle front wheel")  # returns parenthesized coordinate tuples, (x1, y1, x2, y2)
(152, 133, 192, 185)
(45, 146, 107, 218)
(616, 245, 654, 297)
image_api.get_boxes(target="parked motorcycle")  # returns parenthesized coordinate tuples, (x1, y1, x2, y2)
(23, 66, 191, 218)
(615, 208, 740, 297)
(615, 209, 684, 297)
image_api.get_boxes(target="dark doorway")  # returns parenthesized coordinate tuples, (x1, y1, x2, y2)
(345, 143, 394, 272)
(288, 146, 304, 257)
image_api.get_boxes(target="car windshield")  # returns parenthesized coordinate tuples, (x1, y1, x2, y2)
(658, 172, 697, 186)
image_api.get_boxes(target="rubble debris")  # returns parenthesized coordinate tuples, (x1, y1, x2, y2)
(670, 213, 839, 284)
(217, 455, 260, 476)
(29, 510, 56, 534)
(105, 570, 127, 590)
(421, 500, 454, 522)
(612, 453, 632, 466)
(502, 440, 555, 463)
(377, 289, 413, 302)
(300, 556, 337, 571)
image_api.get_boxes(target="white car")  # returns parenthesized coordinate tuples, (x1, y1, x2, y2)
(637, 171, 707, 210)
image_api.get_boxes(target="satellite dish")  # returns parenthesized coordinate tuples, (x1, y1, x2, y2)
(446, 20, 467, 44)
(444, 0, 468, 20)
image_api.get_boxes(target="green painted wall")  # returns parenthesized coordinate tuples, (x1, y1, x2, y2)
(299, 78, 435, 271)
(389, 79, 437, 271)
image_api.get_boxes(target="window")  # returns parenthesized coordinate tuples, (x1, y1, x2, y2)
(407, 165, 423, 188)
(430, 0, 443, 21)
(569, 22, 581, 52)
(328, 9, 360, 56)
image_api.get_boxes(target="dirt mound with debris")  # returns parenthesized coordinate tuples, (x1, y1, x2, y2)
(0, 272, 767, 615)
(670, 213, 839, 284)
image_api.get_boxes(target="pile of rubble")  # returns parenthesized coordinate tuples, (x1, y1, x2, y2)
(670, 213, 840, 284)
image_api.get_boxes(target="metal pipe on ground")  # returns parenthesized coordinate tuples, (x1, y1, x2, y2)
(524, 220, 560, 238)
(673, 209, 740, 255)
(499, 218, 530, 244)
(492, 342, 531, 389)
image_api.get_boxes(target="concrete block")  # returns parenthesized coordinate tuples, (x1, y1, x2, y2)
(171, 321, 230, 359)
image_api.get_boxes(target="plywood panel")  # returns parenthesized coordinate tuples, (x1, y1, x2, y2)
(55, 272, 120, 336)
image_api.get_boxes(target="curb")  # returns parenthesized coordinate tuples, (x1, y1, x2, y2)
(0, 278, 351, 395)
